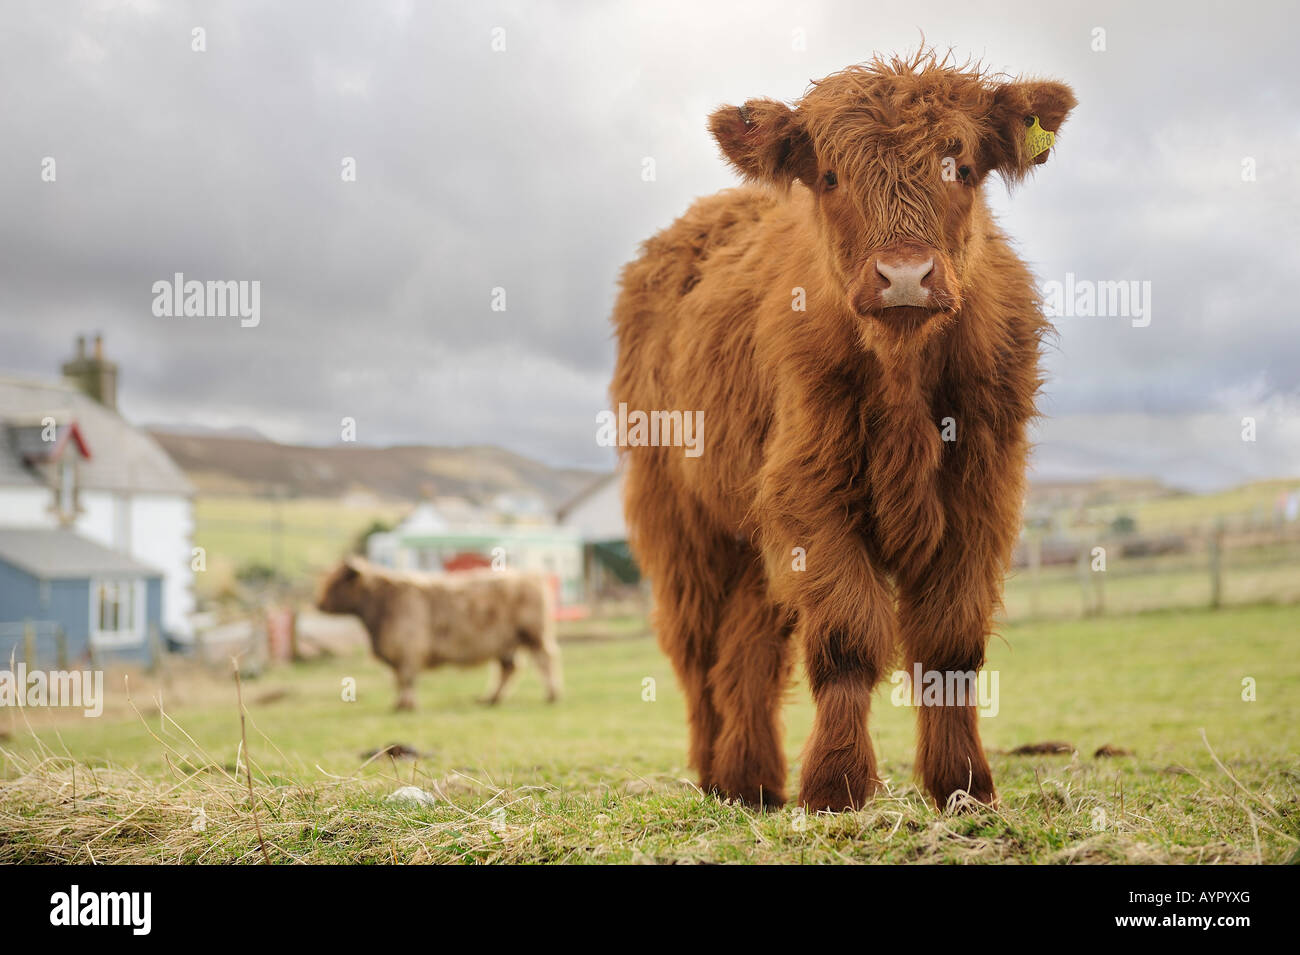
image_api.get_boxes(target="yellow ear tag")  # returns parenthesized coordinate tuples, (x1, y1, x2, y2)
(1025, 115, 1055, 159)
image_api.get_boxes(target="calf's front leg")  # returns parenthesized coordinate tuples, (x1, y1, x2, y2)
(896, 403, 1030, 808)
(796, 557, 896, 811)
(897, 547, 1001, 809)
(763, 511, 895, 810)
(757, 380, 899, 811)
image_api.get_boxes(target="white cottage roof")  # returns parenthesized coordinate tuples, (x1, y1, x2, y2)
(0, 376, 192, 496)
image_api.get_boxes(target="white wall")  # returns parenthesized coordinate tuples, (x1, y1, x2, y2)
(127, 493, 195, 639)
(0, 486, 57, 527)
(561, 476, 627, 542)
(2, 487, 195, 640)
(76, 489, 116, 546)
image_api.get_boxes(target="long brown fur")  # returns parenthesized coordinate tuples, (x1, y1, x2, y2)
(316, 558, 562, 710)
(610, 50, 1075, 810)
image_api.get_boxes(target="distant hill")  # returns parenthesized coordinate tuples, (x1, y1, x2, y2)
(141, 422, 271, 441)
(1025, 476, 1183, 512)
(149, 430, 604, 508)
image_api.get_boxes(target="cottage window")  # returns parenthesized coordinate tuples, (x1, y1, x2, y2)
(90, 578, 146, 648)
(99, 581, 132, 631)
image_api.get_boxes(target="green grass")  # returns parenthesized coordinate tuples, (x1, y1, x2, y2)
(194, 496, 408, 600)
(2, 604, 1297, 863)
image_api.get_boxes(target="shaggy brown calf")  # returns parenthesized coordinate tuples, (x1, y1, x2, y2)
(611, 51, 1075, 811)
(316, 559, 562, 709)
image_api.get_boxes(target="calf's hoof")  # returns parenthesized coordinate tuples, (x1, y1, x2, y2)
(924, 760, 998, 812)
(929, 781, 999, 813)
(394, 699, 416, 712)
(733, 788, 785, 811)
(702, 778, 785, 811)
(798, 764, 880, 812)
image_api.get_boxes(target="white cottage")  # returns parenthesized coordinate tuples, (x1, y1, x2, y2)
(0, 337, 195, 641)
(558, 470, 640, 601)
(368, 497, 586, 610)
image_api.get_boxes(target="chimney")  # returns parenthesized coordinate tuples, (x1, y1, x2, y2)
(62, 333, 119, 411)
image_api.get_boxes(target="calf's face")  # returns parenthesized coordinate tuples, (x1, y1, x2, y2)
(709, 54, 1075, 338)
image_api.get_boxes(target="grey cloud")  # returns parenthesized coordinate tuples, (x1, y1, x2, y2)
(1, 0, 1296, 483)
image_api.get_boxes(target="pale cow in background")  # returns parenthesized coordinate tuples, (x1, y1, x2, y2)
(316, 558, 562, 709)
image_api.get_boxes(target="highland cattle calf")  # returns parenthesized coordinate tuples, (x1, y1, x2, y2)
(611, 50, 1075, 810)
(316, 559, 562, 709)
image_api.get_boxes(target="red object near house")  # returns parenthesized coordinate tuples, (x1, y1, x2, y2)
(266, 608, 296, 661)
(443, 551, 492, 572)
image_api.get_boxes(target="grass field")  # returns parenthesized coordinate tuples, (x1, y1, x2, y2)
(191, 491, 1300, 620)
(1074, 479, 1297, 533)
(194, 496, 408, 600)
(1001, 542, 1300, 619)
(2, 604, 1297, 863)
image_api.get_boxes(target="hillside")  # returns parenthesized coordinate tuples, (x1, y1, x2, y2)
(149, 430, 604, 508)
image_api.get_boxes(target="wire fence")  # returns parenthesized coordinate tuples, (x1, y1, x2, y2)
(1003, 519, 1300, 621)
(193, 501, 1300, 625)
(0, 620, 168, 671)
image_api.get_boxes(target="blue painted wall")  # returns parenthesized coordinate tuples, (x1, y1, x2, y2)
(0, 556, 43, 620)
(0, 557, 162, 665)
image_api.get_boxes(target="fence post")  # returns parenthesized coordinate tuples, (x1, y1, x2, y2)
(55, 626, 68, 671)
(1027, 531, 1042, 619)
(1076, 549, 1092, 617)
(148, 623, 162, 675)
(1093, 541, 1106, 616)
(23, 619, 35, 668)
(1209, 518, 1225, 609)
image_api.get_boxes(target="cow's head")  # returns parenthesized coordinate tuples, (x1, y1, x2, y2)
(709, 52, 1075, 339)
(316, 557, 366, 614)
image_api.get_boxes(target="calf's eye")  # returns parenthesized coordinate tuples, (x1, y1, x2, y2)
(958, 165, 972, 181)
(823, 170, 837, 189)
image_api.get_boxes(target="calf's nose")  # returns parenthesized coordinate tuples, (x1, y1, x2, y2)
(875, 256, 935, 308)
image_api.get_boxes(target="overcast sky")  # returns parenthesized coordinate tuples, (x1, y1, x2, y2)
(2, 0, 1297, 490)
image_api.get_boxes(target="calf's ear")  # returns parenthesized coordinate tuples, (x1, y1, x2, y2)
(983, 80, 1077, 181)
(708, 98, 817, 188)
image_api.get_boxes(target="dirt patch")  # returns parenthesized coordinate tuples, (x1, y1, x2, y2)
(1008, 741, 1076, 755)
(362, 743, 426, 761)
(1093, 744, 1134, 758)
(252, 688, 294, 706)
